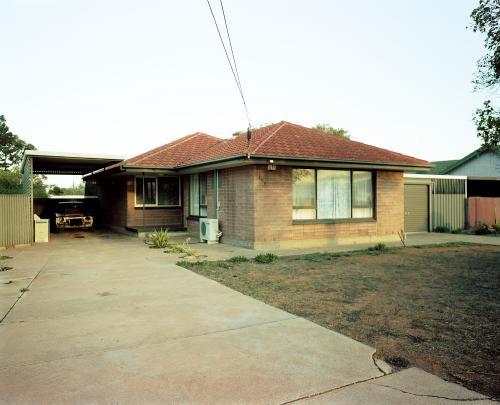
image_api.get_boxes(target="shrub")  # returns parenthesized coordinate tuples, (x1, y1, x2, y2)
(492, 223, 500, 233)
(368, 243, 387, 252)
(472, 221, 490, 235)
(254, 253, 278, 264)
(228, 255, 249, 263)
(434, 226, 450, 233)
(451, 228, 463, 234)
(147, 228, 169, 248)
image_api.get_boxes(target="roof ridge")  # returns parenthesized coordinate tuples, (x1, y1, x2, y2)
(131, 132, 217, 165)
(251, 121, 288, 154)
(175, 135, 235, 167)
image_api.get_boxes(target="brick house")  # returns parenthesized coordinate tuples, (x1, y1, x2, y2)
(87, 121, 429, 249)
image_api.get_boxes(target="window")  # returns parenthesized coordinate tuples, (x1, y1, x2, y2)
(292, 169, 316, 219)
(292, 169, 374, 221)
(352, 171, 373, 218)
(135, 176, 180, 207)
(190, 173, 208, 217)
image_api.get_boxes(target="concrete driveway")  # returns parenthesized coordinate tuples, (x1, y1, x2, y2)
(0, 232, 494, 404)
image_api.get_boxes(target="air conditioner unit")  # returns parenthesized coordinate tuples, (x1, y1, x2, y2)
(200, 218, 219, 243)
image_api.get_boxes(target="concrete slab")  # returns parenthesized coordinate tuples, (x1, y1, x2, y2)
(0, 231, 494, 403)
(298, 367, 496, 404)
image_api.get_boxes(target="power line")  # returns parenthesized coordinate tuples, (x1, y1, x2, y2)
(219, 0, 242, 94)
(206, 0, 251, 128)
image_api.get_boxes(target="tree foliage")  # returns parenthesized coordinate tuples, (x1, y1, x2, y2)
(0, 115, 35, 170)
(474, 100, 500, 149)
(0, 115, 47, 196)
(48, 182, 85, 196)
(0, 170, 48, 197)
(313, 123, 350, 139)
(470, 0, 500, 90)
(470, 0, 500, 149)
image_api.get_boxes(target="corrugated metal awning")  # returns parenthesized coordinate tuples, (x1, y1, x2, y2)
(21, 151, 125, 175)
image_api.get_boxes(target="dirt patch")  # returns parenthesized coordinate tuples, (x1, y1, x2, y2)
(181, 245, 500, 399)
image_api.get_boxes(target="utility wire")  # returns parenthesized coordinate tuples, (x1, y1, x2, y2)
(206, 0, 251, 128)
(219, 0, 242, 94)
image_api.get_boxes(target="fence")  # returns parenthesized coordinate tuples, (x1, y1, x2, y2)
(432, 194, 466, 231)
(468, 197, 500, 227)
(0, 195, 33, 247)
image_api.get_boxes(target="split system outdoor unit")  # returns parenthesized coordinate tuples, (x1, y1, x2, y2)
(199, 218, 219, 243)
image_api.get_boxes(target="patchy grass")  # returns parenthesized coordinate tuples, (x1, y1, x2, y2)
(179, 243, 500, 399)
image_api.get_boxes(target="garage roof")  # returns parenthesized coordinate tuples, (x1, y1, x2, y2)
(21, 150, 125, 175)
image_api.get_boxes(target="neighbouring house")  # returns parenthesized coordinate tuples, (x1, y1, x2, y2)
(85, 121, 429, 249)
(403, 148, 500, 232)
(430, 148, 500, 197)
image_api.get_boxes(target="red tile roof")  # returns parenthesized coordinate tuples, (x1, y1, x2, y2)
(120, 132, 222, 168)
(114, 121, 429, 170)
(180, 121, 429, 167)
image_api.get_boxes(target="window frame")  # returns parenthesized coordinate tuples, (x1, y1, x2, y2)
(189, 173, 209, 218)
(292, 168, 376, 223)
(134, 176, 181, 208)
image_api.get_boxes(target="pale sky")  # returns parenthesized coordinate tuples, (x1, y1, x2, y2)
(0, 0, 493, 186)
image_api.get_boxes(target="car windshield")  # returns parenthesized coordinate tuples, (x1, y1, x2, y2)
(56, 203, 87, 215)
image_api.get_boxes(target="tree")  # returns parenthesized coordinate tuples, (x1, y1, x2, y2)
(470, 0, 500, 149)
(0, 115, 36, 170)
(48, 185, 64, 196)
(313, 123, 350, 139)
(474, 100, 500, 149)
(0, 169, 47, 197)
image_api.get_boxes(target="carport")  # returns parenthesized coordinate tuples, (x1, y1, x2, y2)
(4, 151, 124, 246)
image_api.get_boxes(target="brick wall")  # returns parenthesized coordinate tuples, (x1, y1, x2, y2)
(217, 167, 255, 247)
(96, 177, 127, 228)
(179, 165, 404, 249)
(252, 166, 404, 248)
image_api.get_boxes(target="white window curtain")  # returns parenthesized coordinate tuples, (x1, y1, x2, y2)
(318, 170, 351, 219)
(332, 171, 351, 219)
(317, 170, 334, 219)
(352, 171, 373, 218)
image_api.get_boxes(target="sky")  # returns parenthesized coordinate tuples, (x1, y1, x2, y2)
(0, 0, 493, 186)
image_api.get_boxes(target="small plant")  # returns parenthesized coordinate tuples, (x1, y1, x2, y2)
(492, 223, 500, 233)
(20, 287, 29, 293)
(254, 253, 278, 264)
(228, 255, 249, 263)
(434, 226, 450, 233)
(368, 243, 387, 252)
(398, 229, 406, 247)
(451, 228, 463, 234)
(164, 238, 197, 257)
(147, 228, 169, 248)
(472, 221, 490, 235)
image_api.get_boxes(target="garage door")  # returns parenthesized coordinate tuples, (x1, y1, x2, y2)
(404, 184, 429, 232)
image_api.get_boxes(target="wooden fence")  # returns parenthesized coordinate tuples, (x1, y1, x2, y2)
(0, 195, 33, 247)
(468, 197, 500, 227)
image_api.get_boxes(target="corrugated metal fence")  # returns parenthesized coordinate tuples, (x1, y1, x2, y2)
(430, 178, 467, 231)
(432, 194, 466, 231)
(0, 195, 33, 247)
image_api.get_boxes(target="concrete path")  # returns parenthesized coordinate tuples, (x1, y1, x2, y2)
(0, 232, 495, 404)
